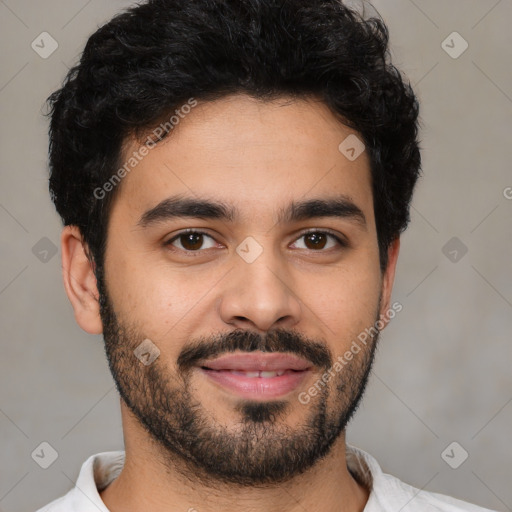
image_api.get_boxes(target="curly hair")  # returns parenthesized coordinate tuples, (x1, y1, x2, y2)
(46, 0, 421, 280)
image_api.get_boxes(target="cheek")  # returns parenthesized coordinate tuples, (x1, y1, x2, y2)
(309, 257, 382, 339)
(105, 252, 218, 340)
(103, 248, 172, 324)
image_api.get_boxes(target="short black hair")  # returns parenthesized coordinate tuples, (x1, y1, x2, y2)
(46, 0, 421, 284)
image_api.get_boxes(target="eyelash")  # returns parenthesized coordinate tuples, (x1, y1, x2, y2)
(164, 228, 348, 255)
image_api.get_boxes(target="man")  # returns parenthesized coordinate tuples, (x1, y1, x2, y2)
(38, 0, 496, 510)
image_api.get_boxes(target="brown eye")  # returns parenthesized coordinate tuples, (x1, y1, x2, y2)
(291, 230, 346, 251)
(166, 230, 216, 252)
(179, 232, 204, 250)
(303, 232, 328, 250)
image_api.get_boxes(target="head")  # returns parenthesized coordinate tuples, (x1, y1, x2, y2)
(47, 0, 420, 487)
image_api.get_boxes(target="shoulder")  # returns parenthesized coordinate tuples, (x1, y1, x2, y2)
(377, 470, 498, 512)
(34, 492, 75, 512)
(33, 451, 125, 512)
(346, 445, 498, 512)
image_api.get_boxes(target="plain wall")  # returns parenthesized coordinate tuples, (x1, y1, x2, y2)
(0, 1, 511, 511)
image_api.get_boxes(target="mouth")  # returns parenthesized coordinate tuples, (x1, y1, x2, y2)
(198, 352, 313, 399)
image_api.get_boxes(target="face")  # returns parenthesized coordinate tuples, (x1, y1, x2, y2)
(97, 94, 395, 486)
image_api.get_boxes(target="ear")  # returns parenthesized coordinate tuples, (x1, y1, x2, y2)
(378, 237, 400, 329)
(61, 225, 103, 335)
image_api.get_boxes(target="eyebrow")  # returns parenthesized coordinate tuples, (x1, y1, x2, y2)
(137, 194, 367, 229)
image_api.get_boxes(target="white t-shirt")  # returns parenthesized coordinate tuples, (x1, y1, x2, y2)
(35, 445, 497, 511)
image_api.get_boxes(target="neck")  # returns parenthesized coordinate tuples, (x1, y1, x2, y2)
(100, 404, 369, 512)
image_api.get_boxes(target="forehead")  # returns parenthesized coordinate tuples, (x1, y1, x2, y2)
(111, 93, 374, 224)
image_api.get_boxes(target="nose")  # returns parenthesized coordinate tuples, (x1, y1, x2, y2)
(218, 249, 302, 333)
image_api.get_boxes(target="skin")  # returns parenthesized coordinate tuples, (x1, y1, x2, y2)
(61, 93, 400, 512)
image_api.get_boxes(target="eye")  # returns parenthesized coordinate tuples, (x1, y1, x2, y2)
(291, 230, 347, 251)
(165, 230, 218, 252)
(164, 228, 347, 255)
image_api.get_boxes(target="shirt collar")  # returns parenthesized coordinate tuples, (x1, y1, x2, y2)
(76, 444, 381, 510)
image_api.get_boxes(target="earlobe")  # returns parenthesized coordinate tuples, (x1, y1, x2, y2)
(61, 226, 103, 335)
(379, 237, 400, 327)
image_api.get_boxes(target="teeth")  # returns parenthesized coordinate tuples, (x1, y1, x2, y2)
(229, 370, 287, 378)
(243, 371, 261, 378)
(260, 371, 282, 378)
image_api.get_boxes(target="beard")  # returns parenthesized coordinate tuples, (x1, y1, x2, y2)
(98, 286, 381, 488)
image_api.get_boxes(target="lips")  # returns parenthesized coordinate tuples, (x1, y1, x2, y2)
(200, 352, 313, 372)
(199, 352, 312, 399)
(223, 369, 290, 378)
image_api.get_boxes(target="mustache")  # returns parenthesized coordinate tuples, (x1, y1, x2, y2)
(177, 328, 333, 373)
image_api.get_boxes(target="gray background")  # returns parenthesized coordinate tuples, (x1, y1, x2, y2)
(1, 1, 511, 511)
